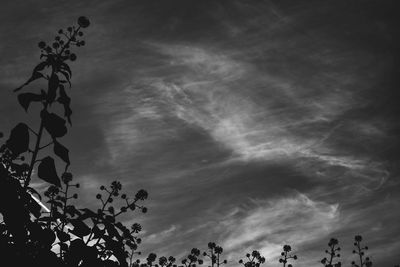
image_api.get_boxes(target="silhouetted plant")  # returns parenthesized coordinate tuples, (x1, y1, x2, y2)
(0, 16, 153, 267)
(351, 235, 372, 267)
(181, 248, 204, 267)
(238, 250, 266, 267)
(279, 245, 297, 267)
(320, 238, 341, 267)
(203, 242, 227, 267)
(0, 16, 91, 266)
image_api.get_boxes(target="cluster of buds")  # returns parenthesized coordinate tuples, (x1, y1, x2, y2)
(239, 250, 266, 267)
(96, 181, 148, 220)
(38, 16, 90, 62)
(181, 248, 204, 267)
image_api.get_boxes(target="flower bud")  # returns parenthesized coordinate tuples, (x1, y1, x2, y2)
(78, 16, 90, 28)
(38, 41, 46, 49)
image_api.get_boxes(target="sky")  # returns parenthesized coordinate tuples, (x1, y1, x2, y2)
(0, 0, 399, 266)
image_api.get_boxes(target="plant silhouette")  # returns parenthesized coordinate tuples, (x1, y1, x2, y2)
(203, 242, 227, 267)
(351, 235, 372, 267)
(180, 248, 204, 267)
(1, 16, 399, 267)
(0, 17, 148, 267)
(320, 238, 341, 267)
(238, 250, 265, 267)
(278, 245, 297, 267)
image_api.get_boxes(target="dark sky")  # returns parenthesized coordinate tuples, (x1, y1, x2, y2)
(1, 0, 399, 266)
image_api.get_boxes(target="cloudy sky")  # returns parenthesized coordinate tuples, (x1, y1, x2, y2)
(1, 0, 399, 266)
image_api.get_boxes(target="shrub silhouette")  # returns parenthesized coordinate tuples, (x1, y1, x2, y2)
(351, 235, 372, 267)
(320, 238, 341, 267)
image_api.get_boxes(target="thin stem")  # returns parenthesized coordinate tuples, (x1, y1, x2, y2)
(85, 189, 113, 245)
(357, 243, 363, 267)
(24, 111, 45, 189)
(39, 141, 53, 150)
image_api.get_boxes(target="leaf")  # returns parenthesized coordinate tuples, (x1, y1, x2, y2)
(60, 62, 72, 78)
(57, 85, 72, 124)
(56, 229, 70, 242)
(53, 139, 70, 165)
(66, 205, 81, 217)
(37, 156, 61, 187)
(47, 73, 59, 103)
(59, 72, 72, 88)
(69, 219, 91, 238)
(92, 225, 105, 239)
(78, 208, 98, 221)
(6, 123, 29, 156)
(18, 92, 45, 111)
(13, 62, 47, 92)
(41, 110, 67, 138)
(65, 238, 86, 266)
(105, 222, 121, 241)
(41, 228, 57, 247)
(33, 61, 48, 73)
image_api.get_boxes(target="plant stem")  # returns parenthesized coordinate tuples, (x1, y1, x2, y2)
(24, 113, 45, 189)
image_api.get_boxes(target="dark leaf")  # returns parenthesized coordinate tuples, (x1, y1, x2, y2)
(78, 208, 98, 220)
(47, 73, 59, 103)
(57, 85, 72, 124)
(65, 239, 86, 266)
(59, 70, 71, 87)
(66, 205, 81, 217)
(41, 110, 67, 138)
(69, 219, 91, 238)
(6, 123, 29, 156)
(56, 229, 70, 242)
(42, 228, 57, 247)
(33, 61, 48, 73)
(105, 222, 121, 240)
(38, 156, 61, 187)
(53, 139, 70, 165)
(13, 62, 47, 92)
(92, 225, 105, 239)
(60, 62, 72, 78)
(60, 242, 68, 251)
(18, 92, 45, 111)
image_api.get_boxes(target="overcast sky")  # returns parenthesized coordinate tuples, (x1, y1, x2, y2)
(1, 0, 399, 266)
